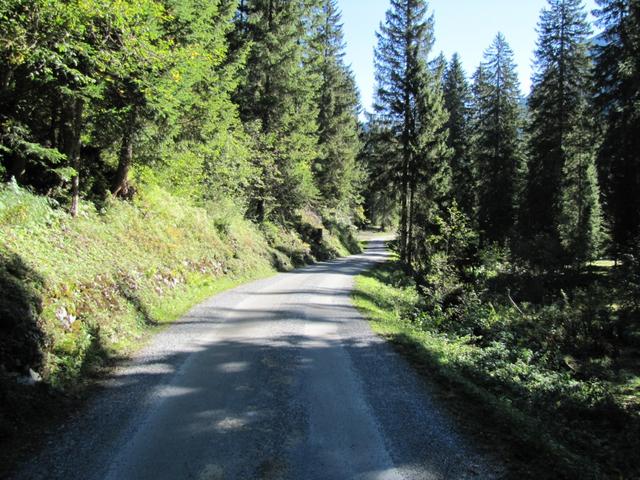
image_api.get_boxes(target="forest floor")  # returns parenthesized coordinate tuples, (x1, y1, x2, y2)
(353, 258, 640, 479)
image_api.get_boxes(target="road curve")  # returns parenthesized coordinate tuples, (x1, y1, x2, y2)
(12, 240, 498, 480)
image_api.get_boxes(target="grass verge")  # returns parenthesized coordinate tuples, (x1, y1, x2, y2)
(352, 259, 628, 480)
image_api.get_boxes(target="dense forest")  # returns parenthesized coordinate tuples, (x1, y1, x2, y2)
(361, 0, 640, 477)
(1, 0, 639, 477)
(0, 0, 364, 219)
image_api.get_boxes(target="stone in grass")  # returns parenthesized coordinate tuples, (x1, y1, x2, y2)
(16, 368, 42, 386)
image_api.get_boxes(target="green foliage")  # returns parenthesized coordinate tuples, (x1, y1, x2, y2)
(558, 143, 603, 263)
(443, 54, 477, 223)
(232, 0, 320, 221)
(359, 117, 400, 230)
(593, 0, 640, 256)
(307, 0, 364, 219)
(0, 0, 252, 211)
(413, 202, 479, 283)
(0, 182, 339, 389)
(472, 34, 524, 246)
(0, 0, 364, 249)
(355, 258, 640, 479)
(521, 0, 602, 267)
(142, 0, 252, 202)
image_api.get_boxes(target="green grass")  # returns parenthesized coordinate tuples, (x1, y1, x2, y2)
(352, 260, 628, 480)
(0, 184, 278, 387)
(356, 228, 396, 242)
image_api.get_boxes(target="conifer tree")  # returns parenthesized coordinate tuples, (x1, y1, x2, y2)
(443, 53, 476, 223)
(594, 0, 640, 257)
(409, 67, 452, 272)
(373, 0, 450, 266)
(522, 0, 601, 265)
(472, 33, 524, 246)
(232, 0, 319, 221)
(308, 0, 363, 218)
(431, 51, 448, 82)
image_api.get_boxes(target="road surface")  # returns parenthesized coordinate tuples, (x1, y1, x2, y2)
(12, 240, 498, 480)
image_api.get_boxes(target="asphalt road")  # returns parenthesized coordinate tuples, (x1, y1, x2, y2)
(12, 239, 498, 480)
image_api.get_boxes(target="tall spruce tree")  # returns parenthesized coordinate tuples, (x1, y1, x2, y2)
(308, 0, 363, 218)
(409, 66, 452, 273)
(232, 0, 319, 221)
(472, 33, 524, 246)
(431, 51, 448, 82)
(594, 0, 640, 257)
(443, 53, 476, 223)
(373, 0, 450, 266)
(522, 0, 601, 265)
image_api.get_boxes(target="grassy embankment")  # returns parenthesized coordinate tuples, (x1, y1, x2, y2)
(0, 182, 360, 448)
(354, 257, 639, 480)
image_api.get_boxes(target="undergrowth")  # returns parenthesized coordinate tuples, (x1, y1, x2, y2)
(354, 259, 640, 480)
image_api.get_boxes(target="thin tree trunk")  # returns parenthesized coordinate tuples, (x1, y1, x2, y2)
(400, 156, 409, 262)
(256, 196, 265, 223)
(0, 67, 12, 91)
(111, 109, 136, 198)
(407, 179, 415, 269)
(65, 97, 83, 217)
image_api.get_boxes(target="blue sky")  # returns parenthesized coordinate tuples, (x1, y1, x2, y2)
(338, 0, 599, 113)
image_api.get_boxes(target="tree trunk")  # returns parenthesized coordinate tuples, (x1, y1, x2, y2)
(0, 67, 12, 91)
(63, 98, 83, 217)
(256, 197, 265, 223)
(407, 179, 416, 269)
(399, 166, 408, 262)
(111, 109, 136, 198)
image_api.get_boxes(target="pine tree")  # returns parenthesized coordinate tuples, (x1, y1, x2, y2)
(431, 51, 448, 82)
(373, 0, 450, 267)
(472, 33, 524, 246)
(594, 0, 640, 257)
(522, 0, 601, 265)
(409, 66, 452, 273)
(559, 130, 603, 263)
(232, 0, 319, 221)
(307, 0, 363, 218)
(443, 53, 476, 223)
